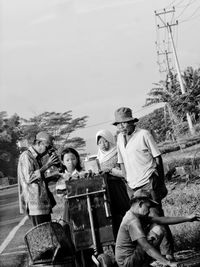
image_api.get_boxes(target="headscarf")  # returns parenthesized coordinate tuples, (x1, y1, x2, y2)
(96, 129, 117, 164)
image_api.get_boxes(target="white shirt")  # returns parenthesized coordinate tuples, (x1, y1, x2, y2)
(117, 128, 161, 189)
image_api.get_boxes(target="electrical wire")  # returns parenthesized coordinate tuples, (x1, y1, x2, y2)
(79, 105, 164, 130)
(179, 4, 200, 23)
(176, 0, 193, 19)
(165, 0, 177, 9)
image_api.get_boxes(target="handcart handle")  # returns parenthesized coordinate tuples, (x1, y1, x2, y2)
(65, 189, 106, 199)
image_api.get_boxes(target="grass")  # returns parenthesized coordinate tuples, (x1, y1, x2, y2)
(163, 181, 200, 250)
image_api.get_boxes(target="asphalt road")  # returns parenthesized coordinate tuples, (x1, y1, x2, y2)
(0, 186, 23, 227)
(0, 186, 31, 267)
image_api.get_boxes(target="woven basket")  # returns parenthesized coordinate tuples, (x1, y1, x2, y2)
(24, 222, 75, 265)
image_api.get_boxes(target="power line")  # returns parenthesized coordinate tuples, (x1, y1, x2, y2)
(165, 0, 188, 10)
(179, 4, 200, 23)
(79, 104, 164, 130)
(176, 0, 194, 19)
(165, 0, 177, 9)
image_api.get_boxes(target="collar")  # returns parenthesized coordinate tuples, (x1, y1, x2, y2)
(29, 146, 40, 159)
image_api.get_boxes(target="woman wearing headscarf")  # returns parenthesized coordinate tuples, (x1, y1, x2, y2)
(96, 129, 130, 240)
(96, 129, 122, 177)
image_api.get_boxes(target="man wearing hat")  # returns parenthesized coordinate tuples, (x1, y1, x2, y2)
(18, 131, 60, 226)
(113, 107, 173, 259)
(115, 189, 200, 267)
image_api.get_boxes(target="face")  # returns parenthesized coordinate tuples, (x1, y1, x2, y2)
(116, 121, 136, 135)
(139, 201, 152, 217)
(98, 137, 110, 151)
(38, 140, 52, 155)
(63, 152, 78, 173)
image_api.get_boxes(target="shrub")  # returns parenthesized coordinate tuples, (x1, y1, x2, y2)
(163, 182, 200, 250)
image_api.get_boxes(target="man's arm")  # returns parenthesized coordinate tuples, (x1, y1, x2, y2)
(119, 163, 126, 179)
(137, 237, 174, 266)
(155, 155, 164, 180)
(150, 214, 200, 225)
(19, 152, 60, 184)
(18, 153, 42, 184)
(40, 154, 60, 174)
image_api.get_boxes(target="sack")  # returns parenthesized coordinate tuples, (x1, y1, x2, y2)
(151, 172, 168, 200)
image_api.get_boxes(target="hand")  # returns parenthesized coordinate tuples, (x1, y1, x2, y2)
(78, 171, 87, 179)
(85, 169, 95, 177)
(46, 154, 60, 168)
(99, 168, 111, 175)
(168, 261, 178, 267)
(62, 172, 72, 181)
(188, 213, 200, 222)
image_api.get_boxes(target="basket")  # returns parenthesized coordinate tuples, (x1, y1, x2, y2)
(24, 222, 75, 265)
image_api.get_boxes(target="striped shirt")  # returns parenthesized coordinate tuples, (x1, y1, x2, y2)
(18, 146, 51, 216)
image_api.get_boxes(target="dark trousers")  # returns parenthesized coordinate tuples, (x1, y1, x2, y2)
(29, 214, 51, 227)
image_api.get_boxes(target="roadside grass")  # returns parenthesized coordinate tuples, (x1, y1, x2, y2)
(163, 182, 200, 250)
(162, 143, 200, 172)
(0, 252, 28, 267)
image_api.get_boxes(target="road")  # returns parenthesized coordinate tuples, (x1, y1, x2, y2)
(0, 186, 24, 242)
(0, 184, 58, 267)
(0, 186, 30, 266)
(0, 186, 23, 225)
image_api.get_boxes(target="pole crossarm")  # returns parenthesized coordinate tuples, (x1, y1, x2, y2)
(155, 8, 175, 16)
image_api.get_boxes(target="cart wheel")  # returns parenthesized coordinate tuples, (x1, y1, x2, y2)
(97, 253, 113, 267)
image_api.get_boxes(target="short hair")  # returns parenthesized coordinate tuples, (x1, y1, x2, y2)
(60, 147, 82, 172)
(34, 131, 54, 145)
(130, 196, 150, 207)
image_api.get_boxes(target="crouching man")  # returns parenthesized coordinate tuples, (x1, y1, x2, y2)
(115, 189, 200, 267)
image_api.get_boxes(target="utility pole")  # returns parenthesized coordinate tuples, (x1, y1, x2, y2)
(155, 8, 195, 135)
(157, 50, 173, 74)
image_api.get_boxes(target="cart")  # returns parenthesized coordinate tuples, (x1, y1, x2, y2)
(64, 173, 130, 267)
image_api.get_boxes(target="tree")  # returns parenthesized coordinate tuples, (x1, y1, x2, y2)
(20, 111, 88, 151)
(144, 67, 200, 137)
(144, 73, 180, 137)
(174, 67, 200, 122)
(0, 112, 21, 177)
(137, 108, 172, 142)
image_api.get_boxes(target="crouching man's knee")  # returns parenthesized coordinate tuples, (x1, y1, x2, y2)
(147, 224, 165, 247)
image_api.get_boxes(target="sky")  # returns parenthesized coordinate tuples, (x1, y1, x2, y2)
(1, 0, 200, 153)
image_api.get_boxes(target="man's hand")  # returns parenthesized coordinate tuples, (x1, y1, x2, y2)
(187, 213, 200, 222)
(46, 154, 60, 168)
(167, 261, 178, 267)
(41, 154, 60, 174)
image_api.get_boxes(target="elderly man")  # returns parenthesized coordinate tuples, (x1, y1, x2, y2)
(115, 189, 200, 267)
(18, 131, 60, 226)
(113, 107, 174, 260)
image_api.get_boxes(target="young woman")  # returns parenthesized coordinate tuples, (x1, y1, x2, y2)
(56, 147, 85, 196)
(96, 129, 123, 177)
(96, 129, 130, 240)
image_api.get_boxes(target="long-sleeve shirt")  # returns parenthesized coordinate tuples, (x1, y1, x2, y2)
(18, 146, 51, 216)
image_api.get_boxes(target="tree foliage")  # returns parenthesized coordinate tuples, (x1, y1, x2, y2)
(0, 112, 21, 177)
(19, 111, 88, 150)
(137, 108, 171, 142)
(0, 110, 88, 178)
(144, 66, 200, 138)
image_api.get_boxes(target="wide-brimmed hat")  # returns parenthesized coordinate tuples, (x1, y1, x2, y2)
(131, 189, 159, 206)
(112, 107, 139, 126)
